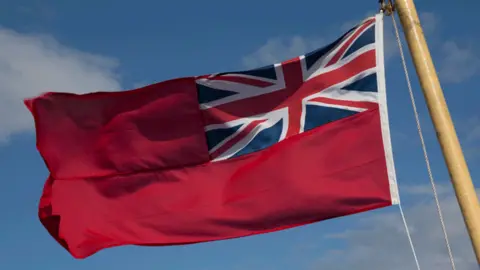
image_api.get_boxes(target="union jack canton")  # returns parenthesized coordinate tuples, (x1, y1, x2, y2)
(196, 15, 385, 162)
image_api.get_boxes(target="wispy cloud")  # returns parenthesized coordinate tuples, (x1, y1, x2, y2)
(420, 12, 438, 34)
(0, 26, 122, 143)
(132, 81, 152, 89)
(242, 11, 439, 70)
(438, 41, 480, 83)
(241, 14, 374, 69)
(412, 12, 480, 84)
(314, 185, 478, 270)
(242, 36, 325, 69)
(465, 117, 480, 143)
(458, 116, 480, 161)
(401, 183, 452, 197)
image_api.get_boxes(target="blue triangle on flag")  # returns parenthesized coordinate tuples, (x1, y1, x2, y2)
(222, 64, 277, 80)
(342, 25, 375, 60)
(197, 84, 238, 104)
(304, 105, 359, 132)
(205, 124, 242, 151)
(341, 73, 378, 92)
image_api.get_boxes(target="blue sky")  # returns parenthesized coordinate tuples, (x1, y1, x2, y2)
(0, 0, 479, 269)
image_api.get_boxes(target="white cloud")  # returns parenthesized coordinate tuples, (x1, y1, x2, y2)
(411, 12, 480, 84)
(0, 27, 122, 143)
(465, 117, 480, 144)
(438, 41, 480, 83)
(241, 11, 436, 69)
(242, 36, 325, 69)
(458, 117, 480, 161)
(313, 184, 478, 270)
(132, 81, 151, 89)
(241, 12, 381, 70)
(407, 12, 480, 84)
(401, 184, 452, 196)
(420, 12, 438, 34)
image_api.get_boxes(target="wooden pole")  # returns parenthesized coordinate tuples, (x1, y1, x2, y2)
(394, 0, 480, 263)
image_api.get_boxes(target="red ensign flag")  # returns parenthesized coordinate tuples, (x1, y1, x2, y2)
(26, 14, 398, 259)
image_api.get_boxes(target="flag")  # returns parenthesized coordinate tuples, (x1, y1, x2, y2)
(26, 14, 398, 259)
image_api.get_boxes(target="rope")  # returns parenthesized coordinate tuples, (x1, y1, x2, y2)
(399, 203, 422, 270)
(389, 8, 457, 270)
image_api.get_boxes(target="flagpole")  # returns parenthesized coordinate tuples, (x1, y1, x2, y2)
(391, 0, 480, 263)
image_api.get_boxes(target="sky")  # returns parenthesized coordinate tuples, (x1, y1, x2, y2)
(0, 0, 479, 269)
